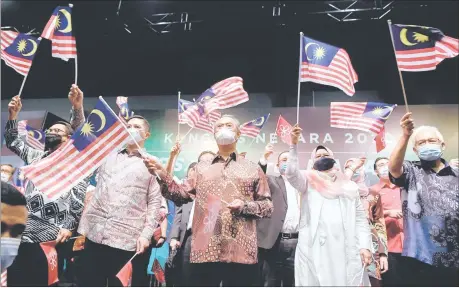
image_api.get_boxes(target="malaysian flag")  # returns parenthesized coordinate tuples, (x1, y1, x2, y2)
(41, 5, 77, 61)
(22, 97, 130, 199)
(240, 114, 270, 138)
(116, 96, 134, 121)
(300, 35, 358, 96)
(1, 30, 41, 76)
(389, 24, 459, 72)
(330, 102, 396, 135)
(179, 99, 221, 133)
(196, 77, 249, 113)
(18, 120, 45, 150)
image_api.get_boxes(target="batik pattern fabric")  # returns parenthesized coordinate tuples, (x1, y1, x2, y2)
(3, 108, 88, 243)
(390, 160, 459, 268)
(160, 152, 273, 264)
(361, 192, 388, 280)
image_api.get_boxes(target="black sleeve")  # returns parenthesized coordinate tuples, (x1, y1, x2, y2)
(258, 161, 267, 174)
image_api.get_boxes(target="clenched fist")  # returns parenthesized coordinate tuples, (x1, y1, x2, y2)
(8, 96, 22, 120)
(68, 84, 83, 109)
(291, 124, 302, 145)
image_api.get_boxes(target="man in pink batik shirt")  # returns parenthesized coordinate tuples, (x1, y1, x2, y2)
(76, 104, 163, 286)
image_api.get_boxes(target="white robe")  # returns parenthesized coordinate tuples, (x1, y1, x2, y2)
(286, 145, 373, 286)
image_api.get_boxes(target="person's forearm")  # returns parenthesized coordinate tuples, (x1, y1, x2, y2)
(166, 154, 177, 175)
(389, 134, 410, 178)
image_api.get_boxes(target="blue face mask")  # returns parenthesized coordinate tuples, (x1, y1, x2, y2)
(278, 163, 288, 175)
(1, 237, 21, 273)
(351, 171, 360, 181)
(418, 144, 443, 161)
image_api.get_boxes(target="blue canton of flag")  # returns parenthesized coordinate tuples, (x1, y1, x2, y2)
(22, 97, 130, 200)
(1, 31, 41, 76)
(240, 114, 270, 138)
(300, 35, 358, 96)
(195, 89, 216, 116)
(362, 102, 396, 122)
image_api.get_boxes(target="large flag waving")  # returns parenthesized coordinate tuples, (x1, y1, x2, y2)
(1, 31, 41, 76)
(240, 114, 270, 138)
(195, 77, 249, 113)
(41, 5, 77, 61)
(22, 97, 130, 199)
(300, 35, 358, 96)
(389, 24, 458, 71)
(330, 102, 396, 136)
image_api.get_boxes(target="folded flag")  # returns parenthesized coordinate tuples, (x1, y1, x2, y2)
(41, 5, 76, 61)
(147, 242, 169, 283)
(1, 30, 41, 76)
(389, 23, 458, 71)
(300, 35, 358, 96)
(18, 120, 45, 150)
(330, 102, 396, 136)
(240, 114, 270, 138)
(22, 97, 130, 200)
(275, 115, 294, 145)
(40, 242, 59, 286)
(195, 77, 249, 113)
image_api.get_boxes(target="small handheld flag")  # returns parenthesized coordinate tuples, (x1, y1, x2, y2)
(116, 97, 134, 122)
(276, 115, 294, 145)
(375, 127, 386, 153)
(178, 99, 221, 134)
(1, 31, 41, 76)
(240, 114, 270, 138)
(22, 97, 130, 199)
(41, 4, 78, 84)
(40, 242, 59, 286)
(330, 102, 396, 136)
(300, 35, 358, 96)
(388, 23, 458, 72)
(116, 261, 133, 287)
(196, 77, 249, 113)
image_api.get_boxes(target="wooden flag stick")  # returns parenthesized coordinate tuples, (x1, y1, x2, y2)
(74, 55, 78, 85)
(296, 32, 304, 124)
(180, 126, 194, 143)
(177, 91, 181, 141)
(387, 20, 409, 113)
(248, 137, 256, 147)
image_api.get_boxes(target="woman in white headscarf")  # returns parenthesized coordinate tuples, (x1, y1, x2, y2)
(285, 125, 372, 286)
(344, 158, 389, 287)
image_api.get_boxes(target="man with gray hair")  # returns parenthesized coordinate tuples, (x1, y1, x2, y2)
(388, 112, 458, 286)
(144, 114, 273, 286)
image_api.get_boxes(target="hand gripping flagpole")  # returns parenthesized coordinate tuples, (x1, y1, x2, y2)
(387, 20, 409, 113)
(296, 32, 304, 124)
(18, 37, 43, 97)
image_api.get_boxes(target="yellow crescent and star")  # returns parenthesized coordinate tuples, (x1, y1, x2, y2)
(399, 26, 430, 47)
(16, 38, 38, 57)
(371, 106, 394, 120)
(305, 42, 326, 61)
(252, 116, 265, 126)
(55, 8, 72, 33)
(80, 109, 107, 137)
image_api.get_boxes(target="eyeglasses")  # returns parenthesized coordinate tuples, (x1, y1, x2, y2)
(46, 128, 66, 134)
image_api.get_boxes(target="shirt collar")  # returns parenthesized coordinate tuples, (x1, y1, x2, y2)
(413, 158, 457, 177)
(377, 180, 397, 190)
(211, 151, 238, 164)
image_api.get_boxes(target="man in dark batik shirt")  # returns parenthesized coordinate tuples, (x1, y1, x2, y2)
(389, 112, 458, 287)
(4, 86, 89, 287)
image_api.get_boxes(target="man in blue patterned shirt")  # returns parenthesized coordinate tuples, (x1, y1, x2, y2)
(389, 112, 458, 287)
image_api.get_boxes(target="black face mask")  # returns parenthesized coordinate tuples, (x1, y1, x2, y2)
(44, 134, 63, 151)
(313, 157, 336, 171)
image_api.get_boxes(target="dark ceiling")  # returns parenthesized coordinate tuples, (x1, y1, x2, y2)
(1, 1, 458, 106)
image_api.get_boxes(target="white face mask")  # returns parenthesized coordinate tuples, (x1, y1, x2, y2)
(214, 128, 237, 145)
(378, 166, 389, 179)
(1, 173, 11, 182)
(127, 128, 144, 145)
(1, 237, 21, 273)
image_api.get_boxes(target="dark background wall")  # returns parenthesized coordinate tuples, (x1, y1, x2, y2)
(1, 1, 458, 106)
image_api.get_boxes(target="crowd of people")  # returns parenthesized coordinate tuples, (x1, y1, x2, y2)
(1, 85, 458, 287)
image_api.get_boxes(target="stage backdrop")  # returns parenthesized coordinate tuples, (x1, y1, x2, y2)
(2, 105, 457, 186)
